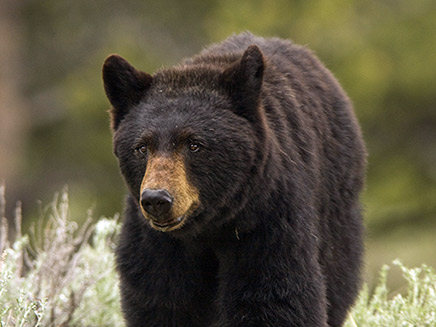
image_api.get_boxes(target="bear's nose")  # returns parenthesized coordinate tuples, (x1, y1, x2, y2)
(140, 189, 173, 219)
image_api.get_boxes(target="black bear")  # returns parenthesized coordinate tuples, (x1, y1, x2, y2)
(102, 32, 366, 327)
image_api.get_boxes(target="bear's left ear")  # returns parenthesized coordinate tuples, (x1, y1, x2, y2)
(102, 55, 153, 130)
(220, 45, 265, 123)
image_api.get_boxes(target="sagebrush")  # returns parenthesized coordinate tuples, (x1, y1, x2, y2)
(0, 187, 435, 326)
(0, 187, 123, 327)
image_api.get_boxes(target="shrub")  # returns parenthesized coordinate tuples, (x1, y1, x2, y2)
(0, 187, 123, 327)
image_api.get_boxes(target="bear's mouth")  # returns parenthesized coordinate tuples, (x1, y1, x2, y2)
(148, 203, 201, 232)
(150, 216, 186, 232)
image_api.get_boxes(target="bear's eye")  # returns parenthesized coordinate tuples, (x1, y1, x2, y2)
(188, 142, 201, 153)
(135, 145, 147, 155)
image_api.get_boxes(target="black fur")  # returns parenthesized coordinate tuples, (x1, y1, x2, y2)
(103, 32, 367, 327)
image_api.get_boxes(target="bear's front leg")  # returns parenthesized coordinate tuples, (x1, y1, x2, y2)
(116, 214, 216, 327)
(214, 228, 328, 327)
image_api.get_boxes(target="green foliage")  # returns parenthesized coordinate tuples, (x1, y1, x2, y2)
(1, 189, 436, 326)
(14, 0, 436, 224)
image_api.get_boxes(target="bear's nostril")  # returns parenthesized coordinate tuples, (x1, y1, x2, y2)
(140, 189, 173, 219)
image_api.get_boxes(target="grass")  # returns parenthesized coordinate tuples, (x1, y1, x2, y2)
(1, 186, 435, 326)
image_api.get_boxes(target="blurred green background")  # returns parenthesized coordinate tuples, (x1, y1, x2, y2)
(1, 0, 435, 289)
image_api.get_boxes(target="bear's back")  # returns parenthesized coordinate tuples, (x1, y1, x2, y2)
(187, 32, 322, 79)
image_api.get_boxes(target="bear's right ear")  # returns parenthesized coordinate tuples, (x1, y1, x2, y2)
(102, 55, 153, 130)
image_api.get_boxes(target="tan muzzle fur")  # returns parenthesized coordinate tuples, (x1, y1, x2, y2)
(140, 154, 200, 231)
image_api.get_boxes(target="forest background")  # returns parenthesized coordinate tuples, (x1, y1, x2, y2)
(1, 0, 435, 288)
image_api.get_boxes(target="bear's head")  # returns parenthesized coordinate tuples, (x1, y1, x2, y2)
(102, 45, 269, 236)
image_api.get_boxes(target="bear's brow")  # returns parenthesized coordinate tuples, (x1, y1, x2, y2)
(137, 131, 153, 143)
(175, 127, 196, 141)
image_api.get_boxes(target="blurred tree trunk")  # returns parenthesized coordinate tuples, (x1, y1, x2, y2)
(0, 0, 28, 185)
